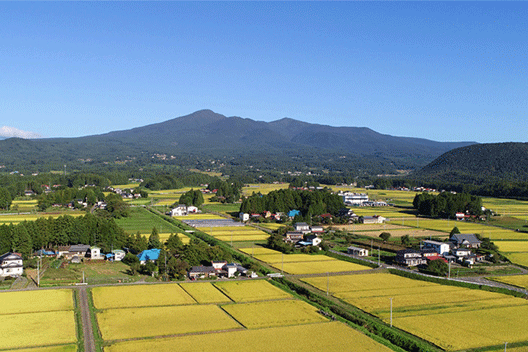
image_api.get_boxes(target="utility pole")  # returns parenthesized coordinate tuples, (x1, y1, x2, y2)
(390, 297, 393, 327)
(326, 272, 329, 296)
(505, 342, 508, 352)
(37, 257, 40, 287)
(448, 261, 451, 279)
(281, 253, 284, 275)
(378, 246, 380, 266)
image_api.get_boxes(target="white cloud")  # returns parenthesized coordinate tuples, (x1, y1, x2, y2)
(0, 126, 42, 139)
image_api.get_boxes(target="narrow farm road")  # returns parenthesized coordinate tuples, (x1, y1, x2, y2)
(78, 287, 96, 352)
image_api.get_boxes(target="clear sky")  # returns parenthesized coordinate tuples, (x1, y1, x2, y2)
(1, 2, 526, 142)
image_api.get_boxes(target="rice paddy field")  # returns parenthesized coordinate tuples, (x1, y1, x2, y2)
(156, 232, 191, 244)
(174, 213, 225, 220)
(257, 222, 286, 230)
(488, 274, 528, 290)
(96, 280, 395, 352)
(11, 199, 38, 211)
(0, 289, 77, 350)
(243, 247, 372, 275)
(104, 321, 394, 352)
(303, 272, 528, 351)
(241, 183, 289, 196)
(199, 225, 270, 242)
(114, 206, 183, 234)
(7, 346, 77, 352)
(399, 218, 525, 240)
(111, 183, 140, 189)
(0, 211, 84, 225)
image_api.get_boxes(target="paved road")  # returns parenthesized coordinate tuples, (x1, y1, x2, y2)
(78, 287, 95, 352)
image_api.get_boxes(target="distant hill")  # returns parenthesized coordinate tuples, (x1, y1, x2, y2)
(0, 109, 476, 172)
(415, 143, 528, 183)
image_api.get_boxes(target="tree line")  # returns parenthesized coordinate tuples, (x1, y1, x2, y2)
(240, 188, 343, 217)
(413, 192, 483, 218)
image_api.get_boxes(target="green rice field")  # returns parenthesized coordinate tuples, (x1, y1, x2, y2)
(115, 207, 182, 234)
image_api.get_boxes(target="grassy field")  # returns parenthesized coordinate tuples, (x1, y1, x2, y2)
(0, 289, 77, 350)
(201, 203, 241, 215)
(303, 272, 528, 351)
(92, 283, 197, 309)
(221, 299, 328, 329)
(114, 207, 182, 234)
(104, 321, 394, 352)
(39, 261, 134, 286)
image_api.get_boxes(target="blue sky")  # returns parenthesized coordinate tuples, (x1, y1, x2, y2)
(1, 2, 526, 142)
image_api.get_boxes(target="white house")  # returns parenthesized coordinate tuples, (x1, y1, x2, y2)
(421, 240, 451, 256)
(89, 246, 104, 260)
(170, 205, 188, 217)
(294, 222, 311, 234)
(361, 215, 386, 224)
(339, 192, 369, 206)
(239, 212, 250, 222)
(0, 252, 23, 277)
(347, 246, 369, 257)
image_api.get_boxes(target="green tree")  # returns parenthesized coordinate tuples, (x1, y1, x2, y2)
(379, 232, 391, 242)
(450, 226, 461, 236)
(425, 259, 449, 276)
(148, 227, 162, 249)
(0, 187, 12, 210)
(400, 234, 411, 246)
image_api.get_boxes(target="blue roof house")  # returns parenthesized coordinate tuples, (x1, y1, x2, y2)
(137, 249, 161, 264)
(288, 210, 301, 218)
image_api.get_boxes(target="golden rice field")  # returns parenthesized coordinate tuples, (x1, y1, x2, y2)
(175, 214, 225, 220)
(0, 289, 73, 314)
(0, 311, 77, 350)
(214, 234, 270, 242)
(205, 229, 266, 235)
(502, 252, 528, 267)
(0, 289, 76, 350)
(111, 183, 140, 189)
(254, 253, 339, 264)
(11, 199, 38, 211)
(488, 274, 528, 290)
(221, 299, 328, 329)
(104, 321, 395, 352)
(352, 207, 417, 219)
(483, 197, 528, 216)
(401, 218, 525, 240)
(149, 232, 190, 244)
(154, 199, 177, 206)
(241, 183, 289, 196)
(7, 345, 77, 352)
(97, 305, 242, 340)
(92, 284, 196, 309)
(495, 241, 528, 252)
(257, 223, 286, 230)
(238, 247, 281, 256)
(269, 260, 371, 275)
(213, 280, 292, 302)
(179, 282, 232, 304)
(303, 273, 528, 351)
(0, 211, 84, 224)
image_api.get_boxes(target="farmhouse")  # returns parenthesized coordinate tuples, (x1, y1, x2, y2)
(347, 246, 369, 257)
(66, 244, 91, 260)
(421, 240, 451, 256)
(361, 215, 386, 224)
(188, 265, 216, 279)
(285, 231, 304, 243)
(239, 212, 250, 222)
(294, 222, 311, 234)
(89, 246, 104, 260)
(137, 248, 161, 264)
(450, 234, 482, 249)
(0, 252, 23, 278)
(395, 249, 427, 266)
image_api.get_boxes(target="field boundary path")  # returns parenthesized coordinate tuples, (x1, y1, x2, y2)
(78, 287, 96, 352)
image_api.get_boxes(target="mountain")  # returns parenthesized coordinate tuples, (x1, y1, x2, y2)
(415, 142, 528, 183)
(0, 109, 476, 172)
(0, 126, 42, 139)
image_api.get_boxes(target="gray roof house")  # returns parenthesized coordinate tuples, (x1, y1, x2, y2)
(449, 234, 482, 248)
(0, 252, 23, 277)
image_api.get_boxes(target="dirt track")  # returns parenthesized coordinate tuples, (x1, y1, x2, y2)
(78, 287, 95, 352)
